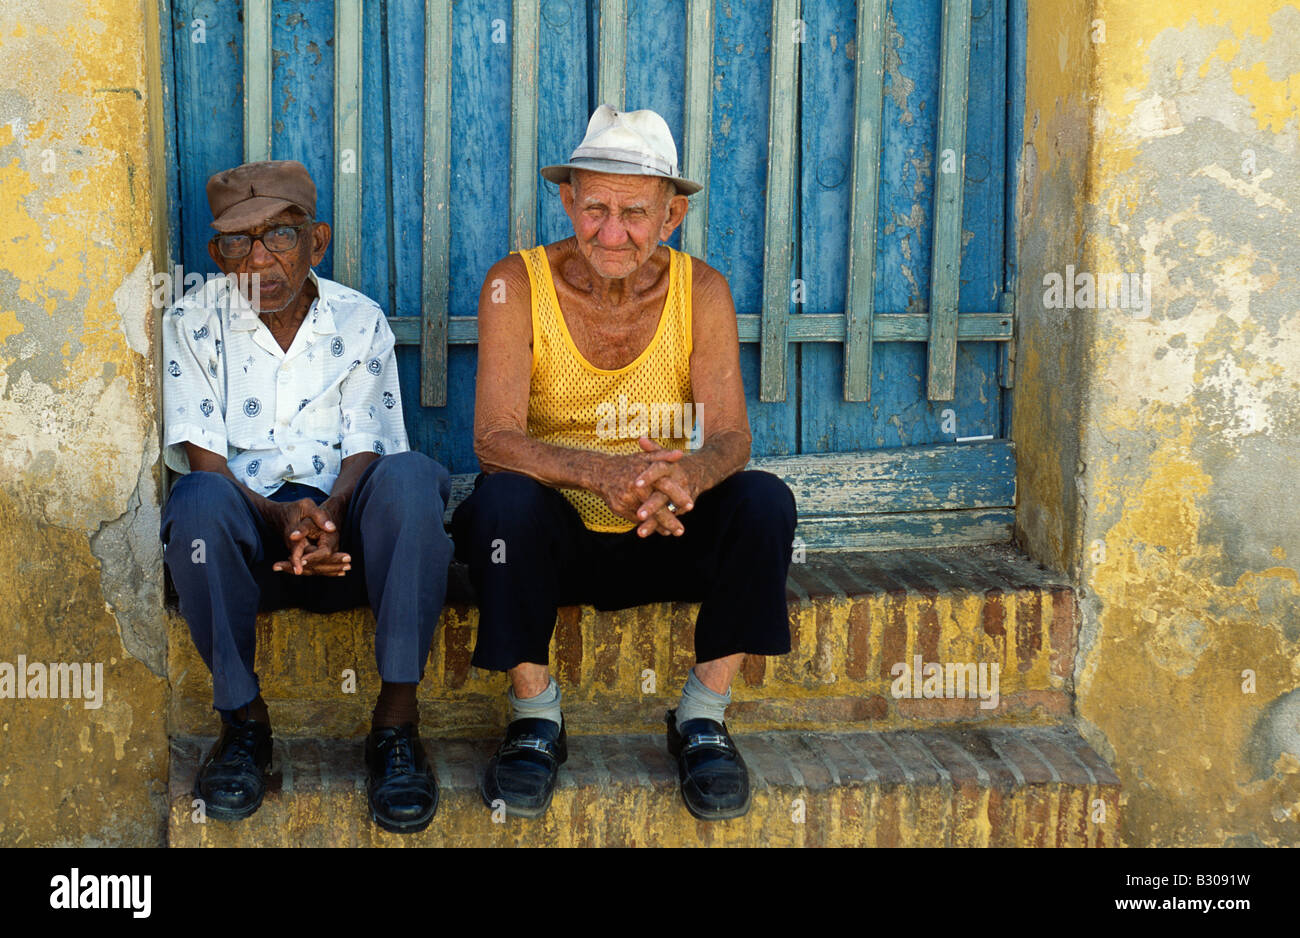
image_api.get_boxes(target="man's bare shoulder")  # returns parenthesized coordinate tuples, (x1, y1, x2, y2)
(479, 252, 533, 313)
(686, 255, 736, 317)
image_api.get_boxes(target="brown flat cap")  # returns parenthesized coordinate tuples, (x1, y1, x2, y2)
(206, 159, 317, 233)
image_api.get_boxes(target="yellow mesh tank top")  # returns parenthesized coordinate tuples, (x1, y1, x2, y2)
(521, 244, 695, 532)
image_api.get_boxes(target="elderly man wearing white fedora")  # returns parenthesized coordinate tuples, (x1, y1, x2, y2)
(451, 105, 797, 821)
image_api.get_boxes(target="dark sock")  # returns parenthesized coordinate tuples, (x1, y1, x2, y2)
(371, 681, 419, 731)
(233, 694, 270, 725)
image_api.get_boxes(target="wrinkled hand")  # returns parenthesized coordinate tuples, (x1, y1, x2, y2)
(631, 437, 700, 537)
(270, 498, 352, 577)
(591, 437, 685, 535)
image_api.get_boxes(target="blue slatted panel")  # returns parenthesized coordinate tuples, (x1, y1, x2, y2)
(679, 0, 714, 258)
(243, 0, 272, 162)
(333, 0, 363, 288)
(420, 0, 452, 407)
(164, 0, 1020, 538)
(925, 0, 973, 400)
(709, 0, 798, 455)
(270, 1, 335, 280)
(538, 0, 590, 245)
(403, 0, 514, 472)
(800, 0, 1003, 451)
(509, 0, 539, 250)
(843, 0, 887, 401)
(759, 0, 800, 402)
(172, 0, 243, 278)
(625, 0, 685, 251)
(597, 0, 627, 108)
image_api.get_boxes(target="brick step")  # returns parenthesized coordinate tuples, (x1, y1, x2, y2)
(168, 545, 1078, 738)
(167, 724, 1120, 847)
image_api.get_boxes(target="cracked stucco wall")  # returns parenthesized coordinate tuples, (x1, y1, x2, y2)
(1016, 0, 1300, 846)
(0, 0, 168, 845)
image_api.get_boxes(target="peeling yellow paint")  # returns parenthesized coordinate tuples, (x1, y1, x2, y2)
(0, 0, 168, 845)
(1020, 0, 1300, 847)
(1231, 59, 1300, 135)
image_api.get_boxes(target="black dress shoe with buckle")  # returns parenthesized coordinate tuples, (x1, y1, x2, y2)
(365, 723, 439, 834)
(481, 717, 567, 819)
(665, 709, 752, 821)
(193, 717, 273, 822)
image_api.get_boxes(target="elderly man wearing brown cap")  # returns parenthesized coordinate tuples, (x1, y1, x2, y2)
(160, 160, 452, 834)
(452, 106, 797, 822)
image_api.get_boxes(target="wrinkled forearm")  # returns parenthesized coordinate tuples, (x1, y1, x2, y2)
(476, 428, 613, 492)
(677, 428, 751, 497)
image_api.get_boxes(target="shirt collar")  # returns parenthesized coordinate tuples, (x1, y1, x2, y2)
(221, 275, 258, 332)
(220, 269, 335, 335)
(306, 271, 337, 336)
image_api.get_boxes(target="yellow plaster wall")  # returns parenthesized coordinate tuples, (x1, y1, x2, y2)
(1018, 0, 1300, 845)
(1, 0, 1296, 849)
(0, 0, 168, 845)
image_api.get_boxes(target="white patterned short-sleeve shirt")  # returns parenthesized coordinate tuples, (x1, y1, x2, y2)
(162, 270, 409, 497)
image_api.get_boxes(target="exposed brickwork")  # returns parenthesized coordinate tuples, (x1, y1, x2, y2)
(878, 595, 908, 681)
(168, 547, 1081, 738)
(1016, 587, 1044, 672)
(1049, 587, 1077, 679)
(982, 590, 1006, 637)
(846, 600, 870, 681)
(896, 690, 1070, 721)
(169, 725, 1118, 847)
(442, 609, 473, 690)
(740, 651, 766, 687)
(553, 606, 583, 686)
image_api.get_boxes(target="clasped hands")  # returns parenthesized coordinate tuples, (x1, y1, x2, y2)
(269, 498, 353, 576)
(598, 436, 700, 538)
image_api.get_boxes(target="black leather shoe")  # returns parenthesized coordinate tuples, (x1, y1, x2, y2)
(365, 724, 439, 834)
(192, 718, 273, 822)
(481, 717, 567, 819)
(665, 709, 752, 821)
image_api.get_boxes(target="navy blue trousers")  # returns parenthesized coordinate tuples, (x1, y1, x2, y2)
(451, 470, 797, 672)
(161, 451, 453, 715)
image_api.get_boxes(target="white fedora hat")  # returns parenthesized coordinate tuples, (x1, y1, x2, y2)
(540, 104, 702, 195)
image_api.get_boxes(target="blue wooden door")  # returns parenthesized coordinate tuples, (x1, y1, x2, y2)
(163, 0, 1018, 547)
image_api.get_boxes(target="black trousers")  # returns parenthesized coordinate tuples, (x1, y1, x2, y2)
(450, 470, 797, 672)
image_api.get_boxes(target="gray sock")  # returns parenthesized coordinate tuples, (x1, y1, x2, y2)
(675, 667, 731, 730)
(508, 676, 562, 728)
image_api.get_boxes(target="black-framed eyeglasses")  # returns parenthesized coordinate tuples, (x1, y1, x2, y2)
(212, 223, 311, 259)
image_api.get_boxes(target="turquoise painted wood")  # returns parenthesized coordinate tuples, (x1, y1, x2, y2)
(509, 0, 540, 250)
(597, 0, 627, 108)
(333, 0, 363, 289)
(758, 0, 799, 402)
(799, 0, 1006, 452)
(926, 0, 973, 400)
(171, 0, 242, 279)
(707, 0, 798, 456)
(270, 1, 336, 281)
(624, 0, 685, 252)
(164, 0, 1021, 547)
(680, 0, 714, 258)
(421, 0, 452, 407)
(843, 0, 887, 402)
(243, 0, 272, 162)
(438, 441, 1016, 550)
(538, 0, 590, 246)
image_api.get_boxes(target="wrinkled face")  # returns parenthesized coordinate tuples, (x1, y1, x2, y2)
(207, 207, 331, 314)
(560, 170, 688, 280)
